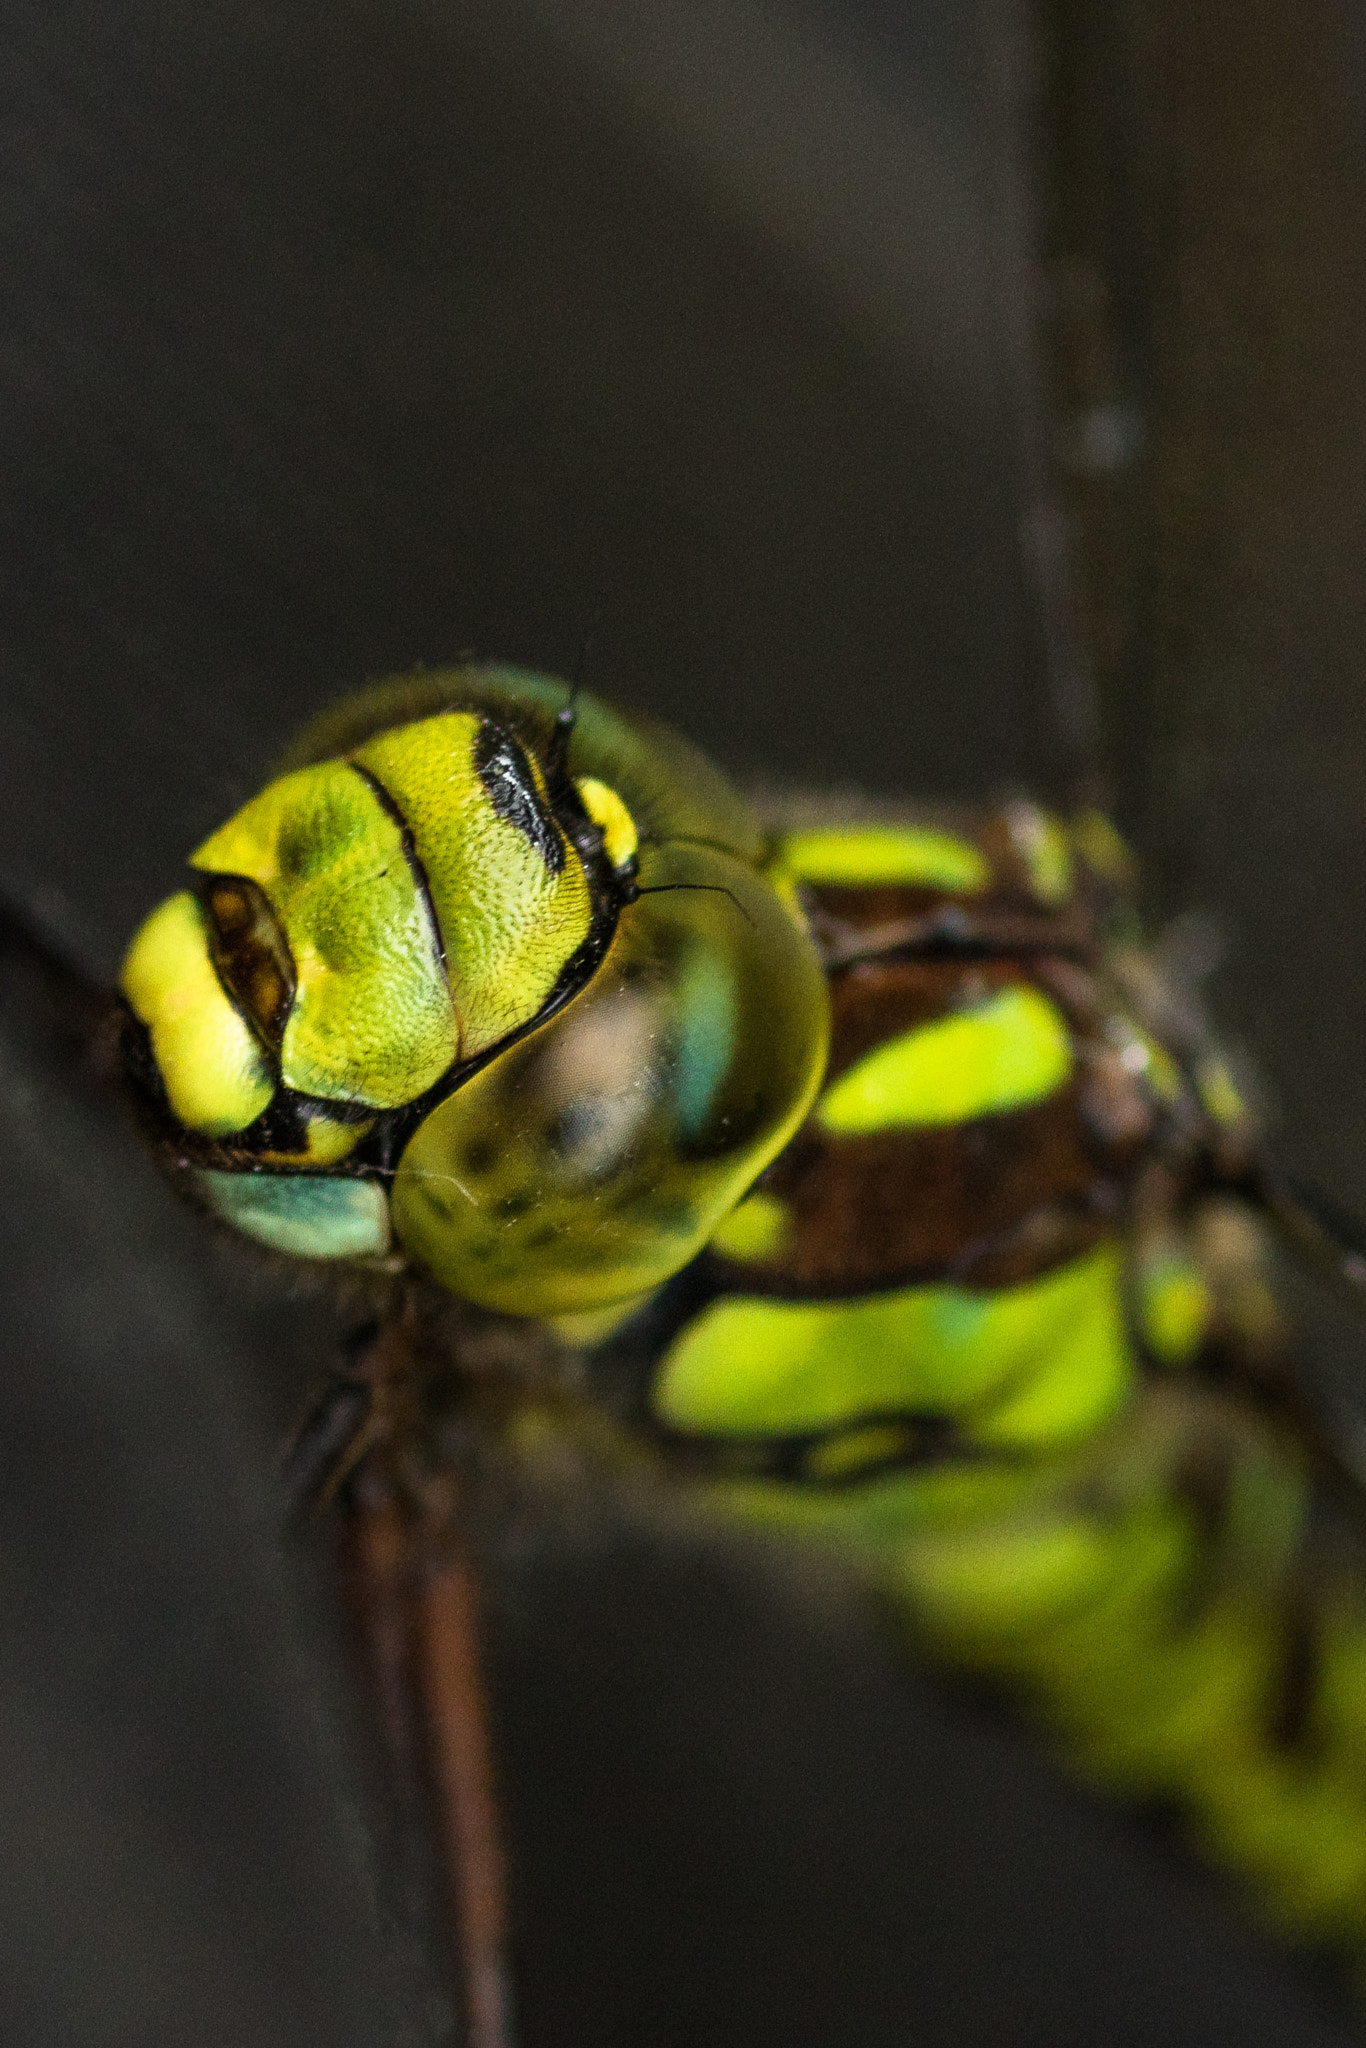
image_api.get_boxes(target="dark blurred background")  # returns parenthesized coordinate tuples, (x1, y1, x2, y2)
(3, 0, 1366, 2041)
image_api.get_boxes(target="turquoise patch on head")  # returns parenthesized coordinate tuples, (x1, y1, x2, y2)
(194, 1169, 391, 1260)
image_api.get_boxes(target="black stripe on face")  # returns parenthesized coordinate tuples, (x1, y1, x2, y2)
(349, 762, 449, 975)
(471, 720, 567, 876)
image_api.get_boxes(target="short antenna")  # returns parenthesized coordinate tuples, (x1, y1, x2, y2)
(548, 612, 599, 785)
(632, 880, 755, 927)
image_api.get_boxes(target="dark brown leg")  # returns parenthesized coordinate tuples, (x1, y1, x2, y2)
(300, 1315, 517, 2048)
(414, 1515, 516, 2048)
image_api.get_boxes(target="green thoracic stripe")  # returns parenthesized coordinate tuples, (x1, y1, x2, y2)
(780, 825, 990, 892)
(653, 1244, 1131, 1450)
(816, 983, 1073, 1132)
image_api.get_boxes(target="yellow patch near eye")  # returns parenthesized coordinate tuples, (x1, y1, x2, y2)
(780, 826, 989, 892)
(1138, 1240, 1212, 1365)
(816, 984, 1073, 1133)
(1004, 802, 1074, 906)
(1196, 1055, 1245, 1128)
(119, 892, 274, 1136)
(257, 1112, 374, 1169)
(575, 776, 639, 871)
(192, 761, 457, 1108)
(709, 1188, 792, 1263)
(300, 1113, 373, 1166)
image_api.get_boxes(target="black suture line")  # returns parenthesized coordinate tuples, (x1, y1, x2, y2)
(349, 893, 622, 1168)
(652, 1411, 1033, 1488)
(471, 719, 567, 876)
(349, 762, 449, 977)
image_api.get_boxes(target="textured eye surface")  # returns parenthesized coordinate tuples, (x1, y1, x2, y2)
(190, 757, 458, 1107)
(388, 837, 829, 1316)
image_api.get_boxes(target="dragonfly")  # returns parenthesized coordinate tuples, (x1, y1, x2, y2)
(5, 4, 1365, 2045)
(2, 655, 1359, 2048)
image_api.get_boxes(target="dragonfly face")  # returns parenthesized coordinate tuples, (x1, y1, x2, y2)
(117, 666, 829, 1319)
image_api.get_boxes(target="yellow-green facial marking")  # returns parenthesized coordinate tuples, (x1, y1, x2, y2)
(125, 702, 607, 1129)
(816, 983, 1073, 1134)
(120, 892, 274, 1135)
(192, 759, 457, 1106)
(262, 1109, 373, 1169)
(351, 714, 592, 1058)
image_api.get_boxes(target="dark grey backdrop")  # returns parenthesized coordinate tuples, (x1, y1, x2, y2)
(2, 0, 1365, 2042)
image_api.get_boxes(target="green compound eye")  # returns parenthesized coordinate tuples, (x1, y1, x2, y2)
(118, 666, 830, 1313)
(391, 839, 828, 1316)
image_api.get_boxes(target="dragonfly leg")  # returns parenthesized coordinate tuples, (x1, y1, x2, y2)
(306, 1305, 517, 2048)
(411, 1514, 516, 2048)
(284, 1308, 421, 1516)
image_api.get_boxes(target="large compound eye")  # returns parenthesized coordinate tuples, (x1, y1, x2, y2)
(388, 838, 830, 1317)
(201, 874, 297, 1048)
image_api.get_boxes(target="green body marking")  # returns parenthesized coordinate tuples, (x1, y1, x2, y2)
(816, 984, 1073, 1132)
(708, 1189, 793, 1264)
(655, 1246, 1130, 1450)
(781, 824, 989, 891)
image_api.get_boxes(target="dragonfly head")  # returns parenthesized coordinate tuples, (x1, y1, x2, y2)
(119, 667, 829, 1319)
